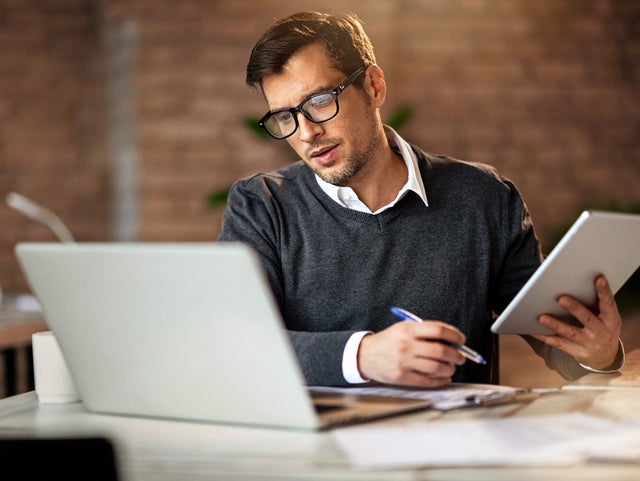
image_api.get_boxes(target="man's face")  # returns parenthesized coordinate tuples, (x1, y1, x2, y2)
(261, 43, 383, 186)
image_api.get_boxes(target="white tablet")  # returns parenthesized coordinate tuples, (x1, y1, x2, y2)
(491, 210, 640, 335)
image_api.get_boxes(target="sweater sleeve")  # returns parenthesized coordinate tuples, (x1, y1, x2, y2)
(218, 177, 353, 386)
(489, 178, 543, 315)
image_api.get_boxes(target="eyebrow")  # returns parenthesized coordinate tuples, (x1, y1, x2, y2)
(269, 73, 344, 112)
(268, 86, 330, 113)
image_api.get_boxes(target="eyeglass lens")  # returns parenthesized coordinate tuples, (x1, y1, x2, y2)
(260, 66, 365, 140)
(263, 92, 338, 139)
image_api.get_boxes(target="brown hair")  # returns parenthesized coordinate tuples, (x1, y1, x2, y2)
(246, 11, 376, 90)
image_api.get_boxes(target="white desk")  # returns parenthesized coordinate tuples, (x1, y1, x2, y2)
(0, 351, 639, 481)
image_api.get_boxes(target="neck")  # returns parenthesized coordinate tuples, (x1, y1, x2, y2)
(342, 143, 407, 212)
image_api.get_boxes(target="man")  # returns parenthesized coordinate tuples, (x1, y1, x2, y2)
(218, 11, 624, 387)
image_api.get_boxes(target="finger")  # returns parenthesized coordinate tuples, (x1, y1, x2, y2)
(418, 340, 466, 366)
(410, 355, 458, 378)
(532, 331, 587, 360)
(369, 348, 454, 387)
(595, 275, 621, 329)
(537, 312, 601, 361)
(394, 372, 452, 388)
(538, 313, 584, 344)
(534, 328, 576, 355)
(555, 295, 601, 332)
(413, 320, 466, 346)
(532, 333, 559, 348)
(369, 361, 453, 388)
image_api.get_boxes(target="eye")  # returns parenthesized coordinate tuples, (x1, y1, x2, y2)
(307, 93, 335, 109)
(272, 110, 294, 124)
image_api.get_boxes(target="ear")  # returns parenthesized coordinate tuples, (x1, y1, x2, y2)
(363, 64, 386, 108)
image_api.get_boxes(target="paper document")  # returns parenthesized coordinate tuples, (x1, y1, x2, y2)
(332, 413, 640, 469)
(311, 383, 532, 411)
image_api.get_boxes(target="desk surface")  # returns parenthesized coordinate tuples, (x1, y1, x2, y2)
(0, 352, 639, 481)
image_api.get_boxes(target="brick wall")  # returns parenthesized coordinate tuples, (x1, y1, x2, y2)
(0, 0, 108, 292)
(1, 0, 639, 293)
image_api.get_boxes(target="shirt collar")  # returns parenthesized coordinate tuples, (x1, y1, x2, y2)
(315, 125, 429, 213)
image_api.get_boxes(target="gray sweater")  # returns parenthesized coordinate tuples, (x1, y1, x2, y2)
(218, 146, 590, 385)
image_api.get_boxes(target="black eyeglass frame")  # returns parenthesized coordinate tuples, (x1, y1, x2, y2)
(258, 66, 367, 140)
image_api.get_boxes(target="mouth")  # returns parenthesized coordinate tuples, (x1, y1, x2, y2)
(309, 144, 338, 165)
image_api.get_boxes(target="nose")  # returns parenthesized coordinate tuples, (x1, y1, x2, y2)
(296, 113, 324, 143)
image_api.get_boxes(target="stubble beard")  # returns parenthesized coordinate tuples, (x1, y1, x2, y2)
(312, 122, 381, 186)
(313, 148, 367, 185)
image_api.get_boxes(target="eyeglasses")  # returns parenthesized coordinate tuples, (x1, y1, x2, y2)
(258, 66, 366, 140)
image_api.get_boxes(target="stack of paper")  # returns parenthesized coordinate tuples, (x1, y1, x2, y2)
(332, 413, 640, 469)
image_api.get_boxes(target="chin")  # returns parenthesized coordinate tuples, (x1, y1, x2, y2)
(311, 164, 341, 184)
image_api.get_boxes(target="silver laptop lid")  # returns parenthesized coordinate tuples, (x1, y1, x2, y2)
(16, 242, 321, 429)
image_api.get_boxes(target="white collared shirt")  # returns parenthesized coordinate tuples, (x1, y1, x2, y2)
(315, 125, 429, 383)
(315, 125, 428, 213)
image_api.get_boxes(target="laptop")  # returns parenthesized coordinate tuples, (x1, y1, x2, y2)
(491, 210, 640, 335)
(15, 242, 431, 430)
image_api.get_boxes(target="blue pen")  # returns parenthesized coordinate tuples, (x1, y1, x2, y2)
(390, 306, 487, 365)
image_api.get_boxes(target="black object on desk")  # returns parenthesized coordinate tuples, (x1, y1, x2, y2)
(0, 437, 121, 480)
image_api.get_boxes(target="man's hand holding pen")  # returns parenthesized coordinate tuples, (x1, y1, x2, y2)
(391, 307, 486, 365)
(356, 307, 484, 388)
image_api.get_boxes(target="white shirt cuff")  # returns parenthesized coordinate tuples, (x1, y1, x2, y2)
(579, 337, 626, 373)
(342, 331, 372, 384)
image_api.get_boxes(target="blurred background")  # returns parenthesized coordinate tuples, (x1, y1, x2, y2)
(0, 0, 638, 391)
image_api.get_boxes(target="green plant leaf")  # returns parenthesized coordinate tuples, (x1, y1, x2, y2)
(207, 188, 230, 207)
(385, 105, 414, 131)
(244, 116, 271, 139)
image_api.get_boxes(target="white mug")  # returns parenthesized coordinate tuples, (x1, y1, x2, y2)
(32, 331, 80, 403)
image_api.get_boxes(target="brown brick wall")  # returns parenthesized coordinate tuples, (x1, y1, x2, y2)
(0, 0, 108, 292)
(1, 0, 639, 293)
